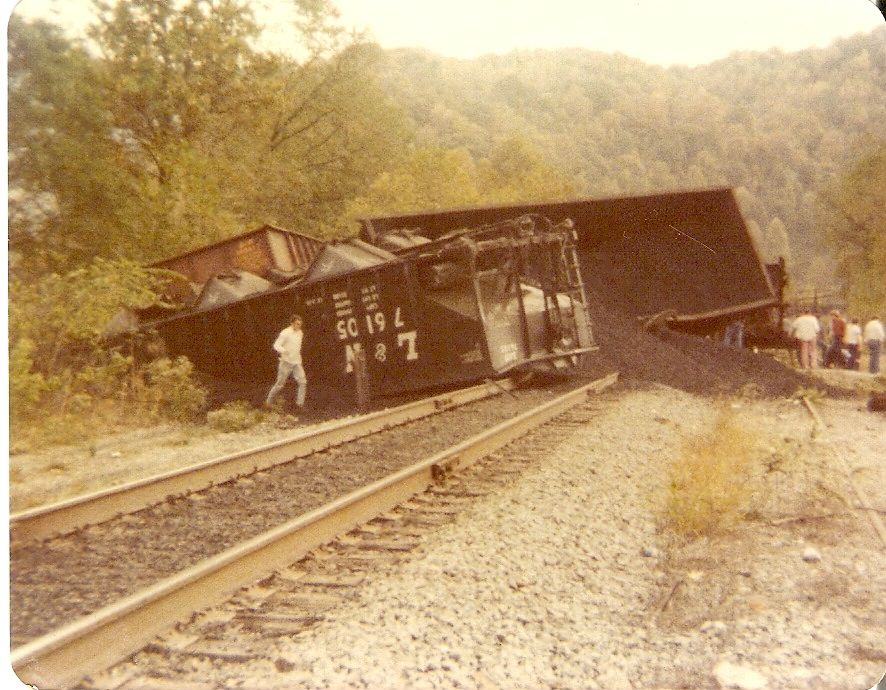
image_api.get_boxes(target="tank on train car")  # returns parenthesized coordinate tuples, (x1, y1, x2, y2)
(137, 215, 595, 409)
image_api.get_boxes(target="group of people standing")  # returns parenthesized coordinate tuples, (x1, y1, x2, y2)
(789, 308, 884, 375)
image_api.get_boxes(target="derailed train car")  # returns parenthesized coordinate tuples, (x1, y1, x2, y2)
(136, 215, 596, 409)
(359, 187, 780, 336)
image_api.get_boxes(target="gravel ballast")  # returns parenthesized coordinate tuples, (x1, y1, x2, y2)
(93, 385, 885, 690)
(10, 385, 572, 643)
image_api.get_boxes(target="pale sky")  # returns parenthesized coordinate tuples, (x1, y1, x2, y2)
(7, 0, 885, 66)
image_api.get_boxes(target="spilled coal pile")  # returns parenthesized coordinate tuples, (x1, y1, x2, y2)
(576, 290, 836, 399)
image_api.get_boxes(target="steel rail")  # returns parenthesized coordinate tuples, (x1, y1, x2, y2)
(801, 395, 886, 547)
(11, 372, 618, 689)
(10, 379, 516, 545)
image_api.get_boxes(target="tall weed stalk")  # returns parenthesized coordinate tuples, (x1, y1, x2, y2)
(664, 409, 761, 537)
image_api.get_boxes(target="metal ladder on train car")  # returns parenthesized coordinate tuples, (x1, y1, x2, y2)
(557, 229, 595, 349)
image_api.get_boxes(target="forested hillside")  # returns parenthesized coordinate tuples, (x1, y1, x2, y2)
(8, 3, 883, 295)
(373, 29, 885, 295)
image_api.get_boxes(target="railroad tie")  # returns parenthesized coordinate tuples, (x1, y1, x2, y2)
(272, 592, 342, 613)
(353, 521, 388, 535)
(234, 611, 325, 635)
(229, 583, 279, 607)
(373, 511, 404, 523)
(297, 573, 366, 588)
(143, 640, 262, 664)
(337, 534, 419, 551)
(274, 567, 308, 584)
(403, 503, 460, 516)
(427, 486, 484, 498)
(114, 677, 218, 690)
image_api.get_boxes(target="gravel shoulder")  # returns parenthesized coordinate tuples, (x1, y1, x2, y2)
(86, 382, 885, 690)
(8, 413, 349, 513)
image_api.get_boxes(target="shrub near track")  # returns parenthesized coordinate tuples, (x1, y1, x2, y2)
(9, 259, 207, 452)
(663, 408, 763, 537)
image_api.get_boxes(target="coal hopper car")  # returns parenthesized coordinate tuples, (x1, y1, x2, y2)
(359, 187, 780, 337)
(137, 215, 596, 409)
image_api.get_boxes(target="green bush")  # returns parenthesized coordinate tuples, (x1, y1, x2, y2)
(206, 401, 266, 432)
(143, 356, 207, 421)
(9, 338, 51, 417)
(663, 409, 762, 537)
(9, 259, 207, 449)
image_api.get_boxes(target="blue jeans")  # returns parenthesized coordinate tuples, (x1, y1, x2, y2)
(869, 340, 882, 375)
(265, 360, 307, 407)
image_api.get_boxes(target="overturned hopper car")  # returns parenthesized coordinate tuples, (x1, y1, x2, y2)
(359, 187, 779, 336)
(137, 215, 596, 409)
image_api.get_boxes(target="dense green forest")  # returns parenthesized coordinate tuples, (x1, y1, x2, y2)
(373, 33, 885, 300)
(6, 1, 885, 443)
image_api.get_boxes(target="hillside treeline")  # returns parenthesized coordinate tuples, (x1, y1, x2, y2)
(6, 1, 885, 444)
(9, 2, 885, 297)
(375, 33, 885, 304)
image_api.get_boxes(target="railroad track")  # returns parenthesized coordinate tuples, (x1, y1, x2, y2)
(10, 378, 519, 546)
(12, 373, 617, 689)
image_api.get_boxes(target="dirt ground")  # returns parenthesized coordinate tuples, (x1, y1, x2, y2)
(651, 388, 886, 688)
(8, 412, 335, 513)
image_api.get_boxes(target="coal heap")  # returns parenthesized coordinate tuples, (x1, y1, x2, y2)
(578, 289, 835, 399)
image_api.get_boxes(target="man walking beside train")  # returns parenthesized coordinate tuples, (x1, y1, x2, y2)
(265, 314, 307, 411)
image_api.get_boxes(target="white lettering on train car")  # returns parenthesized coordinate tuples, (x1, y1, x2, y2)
(397, 331, 418, 361)
(345, 342, 363, 373)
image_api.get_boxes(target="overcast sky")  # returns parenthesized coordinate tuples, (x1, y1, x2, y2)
(8, 0, 885, 66)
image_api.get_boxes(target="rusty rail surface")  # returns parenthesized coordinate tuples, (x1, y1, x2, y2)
(10, 379, 517, 545)
(11, 373, 618, 689)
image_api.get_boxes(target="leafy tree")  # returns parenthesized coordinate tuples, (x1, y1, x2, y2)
(9, 259, 178, 375)
(342, 137, 576, 224)
(374, 29, 886, 288)
(7, 16, 132, 276)
(763, 217, 791, 265)
(823, 143, 886, 316)
(8, 0, 407, 276)
(88, 0, 272, 256)
(8, 259, 207, 443)
(243, 41, 409, 236)
(342, 145, 480, 220)
(89, 0, 406, 243)
(477, 135, 576, 203)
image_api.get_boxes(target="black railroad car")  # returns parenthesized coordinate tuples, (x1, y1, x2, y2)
(359, 187, 780, 337)
(141, 215, 596, 409)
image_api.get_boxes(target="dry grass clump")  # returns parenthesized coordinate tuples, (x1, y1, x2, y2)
(664, 408, 762, 537)
(206, 401, 267, 432)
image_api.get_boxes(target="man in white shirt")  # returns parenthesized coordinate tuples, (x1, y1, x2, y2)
(790, 308, 821, 369)
(265, 314, 307, 409)
(863, 316, 885, 375)
(842, 317, 863, 370)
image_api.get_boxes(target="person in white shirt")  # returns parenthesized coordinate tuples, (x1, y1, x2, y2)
(842, 317, 863, 370)
(790, 308, 821, 369)
(265, 314, 307, 409)
(863, 316, 885, 375)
